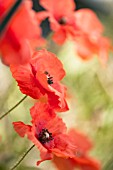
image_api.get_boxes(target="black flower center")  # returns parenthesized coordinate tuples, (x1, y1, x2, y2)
(58, 17, 67, 25)
(44, 71, 53, 85)
(38, 129, 53, 144)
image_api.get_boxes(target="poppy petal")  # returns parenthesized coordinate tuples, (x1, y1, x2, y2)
(13, 121, 31, 137)
(40, 0, 75, 15)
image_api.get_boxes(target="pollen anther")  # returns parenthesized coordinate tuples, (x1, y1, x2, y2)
(44, 71, 53, 85)
(38, 128, 53, 144)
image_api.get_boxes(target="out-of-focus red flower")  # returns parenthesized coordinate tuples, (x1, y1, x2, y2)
(38, 0, 78, 45)
(0, 0, 13, 19)
(74, 9, 111, 65)
(0, 0, 44, 65)
(37, 0, 111, 64)
(10, 49, 68, 112)
(13, 102, 77, 165)
(53, 129, 101, 170)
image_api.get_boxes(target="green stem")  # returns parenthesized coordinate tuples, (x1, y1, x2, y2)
(10, 145, 35, 170)
(0, 95, 27, 120)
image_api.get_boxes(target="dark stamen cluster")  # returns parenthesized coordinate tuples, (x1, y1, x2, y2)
(44, 71, 53, 85)
(38, 129, 53, 144)
(58, 17, 67, 25)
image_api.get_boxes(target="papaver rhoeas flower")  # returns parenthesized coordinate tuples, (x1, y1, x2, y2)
(10, 49, 68, 112)
(38, 0, 111, 64)
(53, 129, 101, 170)
(74, 9, 111, 65)
(38, 0, 79, 45)
(0, 0, 44, 65)
(13, 102, 78, 165)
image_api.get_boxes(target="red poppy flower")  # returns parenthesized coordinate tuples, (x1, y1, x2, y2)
(74, 9, 111, 65)
(37, 0, 111, 64)
(75, 34, 111, 65)
(37, 0, 79, 45)
(0, 0, 44, 65)
(13, 102, 77, 165)
(53, 129, 101, 170)
(10, 49, 68, 112)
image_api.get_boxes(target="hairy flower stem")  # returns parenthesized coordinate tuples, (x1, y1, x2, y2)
(0, 0, 22, 35)
(10, 145, 35, 170)
(0, 95, 27, 120)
